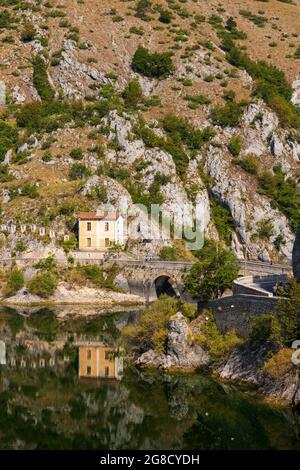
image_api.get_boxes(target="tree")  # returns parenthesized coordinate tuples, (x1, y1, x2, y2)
(277, 278, 300, 345)
(131, 46, 174, 78)
(184, 241, 239, 300)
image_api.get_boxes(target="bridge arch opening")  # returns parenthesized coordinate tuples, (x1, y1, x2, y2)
(154, 275, 178, 298)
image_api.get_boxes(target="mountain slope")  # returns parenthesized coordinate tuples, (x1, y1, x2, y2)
(0, 0, 300, 262)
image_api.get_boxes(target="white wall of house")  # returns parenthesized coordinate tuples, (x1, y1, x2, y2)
(115, 216, 124, 245)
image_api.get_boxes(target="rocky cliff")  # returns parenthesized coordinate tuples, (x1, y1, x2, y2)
(136, 311, 300, 407)
(0, 0, 300, 263)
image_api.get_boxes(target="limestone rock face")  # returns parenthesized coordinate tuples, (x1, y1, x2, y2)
(220, 344, 300, 407)
(136, 312, 210, 370)
(104, 111, 212, 239)
(203, 146, 294, 260)
(220, 344, 267, 385)
(52, 39, 111, 99)
(292, 76, 300, 106)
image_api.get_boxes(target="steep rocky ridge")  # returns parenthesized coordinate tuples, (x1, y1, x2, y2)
(0, 0, 300, 263)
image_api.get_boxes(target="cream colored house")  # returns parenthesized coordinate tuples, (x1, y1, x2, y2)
(78, 211, 124, 251)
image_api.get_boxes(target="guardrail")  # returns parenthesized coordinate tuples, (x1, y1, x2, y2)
(0, 256, 292, 275)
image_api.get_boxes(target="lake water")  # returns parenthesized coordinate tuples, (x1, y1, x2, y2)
(0, 306, 299, 450)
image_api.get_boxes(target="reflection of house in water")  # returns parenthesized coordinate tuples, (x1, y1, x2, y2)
(77, 342, 124, 381)
(0, 336, 69, 369)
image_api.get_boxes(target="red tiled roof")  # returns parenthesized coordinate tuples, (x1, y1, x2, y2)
(78, 211, 120, 221)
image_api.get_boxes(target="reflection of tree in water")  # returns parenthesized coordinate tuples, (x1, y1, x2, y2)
(0, 307, 299, 449)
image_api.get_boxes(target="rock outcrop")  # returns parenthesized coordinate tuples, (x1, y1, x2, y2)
(136, 312, 210, 370)
(219, 344, 300, 407)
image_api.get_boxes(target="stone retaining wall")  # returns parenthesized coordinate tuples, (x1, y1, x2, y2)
(198, 294, 285, 338)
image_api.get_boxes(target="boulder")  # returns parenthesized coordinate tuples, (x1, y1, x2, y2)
(136, 312, 210, 370)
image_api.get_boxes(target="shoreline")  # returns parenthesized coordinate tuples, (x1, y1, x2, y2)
(0, 299, 146, 307)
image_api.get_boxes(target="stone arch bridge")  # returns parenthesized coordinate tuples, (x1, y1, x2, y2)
(108, 259, 292, 301)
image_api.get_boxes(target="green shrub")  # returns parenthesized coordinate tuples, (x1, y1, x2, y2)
(257, 164, 300, 232)
(0, 163, 13, 182)
(80, 263, 119, 290)
(34, 255, 56, 271)
(159, 9, 172, 24)
(195, 310, 242, 360)
(129, 26, 144, 36)
(183, 93, 211, 108)
(131, 46, 174, 78)
(135, 0, 152, 19)
(0, 9, 14, 29)
(32, 56, 55, 102)
(122, 79, 143, 109)
(21, 182, 39, 199)
(250, 313, 281, 345)
(162, 113, 215, 150)
(233, 154, 259, 175)
(69, 163, 91, 180)
(15, 240, 26, 253)
(87, 184, 108, 202)
(70, 147, 83, 160)
(210, 101, 244, 127)
(210, 198, 235, 246)
(0, 120, 18, 161)
(42, 151, 52, 162)
(159, 246, 177, 261)
(16, 99, 87, 134)
(122, 296, 196, 353)
(27, 271, 58, 298)
(239, 10, 267, 28)
(255, 218, 274, 240)
(20, 23, 35, 42)
(222, 34, 300, 128)
(228, 136, 242, 156)
(277, 278, 300, 345)
(8, 268, 24, 294)
(135, 116, 214, 179)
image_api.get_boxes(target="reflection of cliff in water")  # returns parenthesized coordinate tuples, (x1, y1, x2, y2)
(0, 307, 299, 450)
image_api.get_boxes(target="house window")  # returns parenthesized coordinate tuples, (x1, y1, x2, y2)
(105, 351, 110, 360)
(105, 366, 109, 377)
(87, 222, 91, 231)
(87, 238, 91, 248)
(87, 350, 91, 360)
(87, 366, 92, 376)
(105, 238, 109, 247)
(105, 222, 109, 231)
